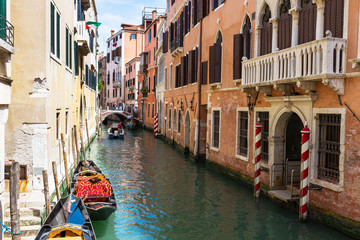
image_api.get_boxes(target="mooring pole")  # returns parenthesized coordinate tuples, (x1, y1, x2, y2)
(300, 121, 311, 221)
(42, 170, 51, 217)
(154, 112, 159, 137)
(71, 127, 77, 165)
(79, 129, 87, 162)
(254, 119, 262, 198)
(85, 119, 91, 151)
(51, 161, 61, 201)
(60, 133, 70, 193)
(74, 125, 80, 163)
(10, 162, 20, 240)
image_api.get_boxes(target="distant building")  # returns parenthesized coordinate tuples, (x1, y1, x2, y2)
(124, 57, 140, 114)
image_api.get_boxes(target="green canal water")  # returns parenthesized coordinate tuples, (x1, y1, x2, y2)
(90, 128, 352, 240)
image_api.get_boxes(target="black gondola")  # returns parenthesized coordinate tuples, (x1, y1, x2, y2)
(70, 160, 117, 220)
(35, 194, 96, 240)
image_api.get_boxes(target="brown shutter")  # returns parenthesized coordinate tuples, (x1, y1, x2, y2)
(209, 45, 215, 84)
(324, 0, 344, 38)
(181, 56, 186, 86)
(188, 50, 194, 83)
(211, 0, 215, 10)
(185, 5, 188, 34)
(163, 31, 168, 53)
(299, 2, 317, 44)
(205, 0, 209, 16)
(202, 61, 208, 84)
(233, 34, 243, 80)
(195, 47, 198, 82)
(214, 43, 222, 83)
(192, 0, 195, 27)
(188, 1, 192, 31)
(199, 0, 203, 20)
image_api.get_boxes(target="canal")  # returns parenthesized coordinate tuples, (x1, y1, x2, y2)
(90, 128, 352, 240)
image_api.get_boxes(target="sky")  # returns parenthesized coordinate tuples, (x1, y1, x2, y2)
(95, 0, 166, 54)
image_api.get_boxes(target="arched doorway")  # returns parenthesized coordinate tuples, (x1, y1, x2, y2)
(185, 111, 191, 152)
(272, 112, 303, 189)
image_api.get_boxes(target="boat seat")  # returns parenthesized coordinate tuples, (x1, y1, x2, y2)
(49, 237, 83, 240)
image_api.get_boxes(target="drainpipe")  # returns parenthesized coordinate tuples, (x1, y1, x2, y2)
(196, 18, 203, 161)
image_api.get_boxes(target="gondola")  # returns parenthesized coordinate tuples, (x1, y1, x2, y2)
(71, 160, 117, 220)
(35, 194, 96, 240)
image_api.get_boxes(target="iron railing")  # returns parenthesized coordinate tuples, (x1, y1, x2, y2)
(170, 36, 183, 53)
(0, 14, 14, 47)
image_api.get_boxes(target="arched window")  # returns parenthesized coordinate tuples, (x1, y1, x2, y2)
(324, 0, 344, 38)
(178, 110, 181, 132)
(260, 5, 272, 56)
(298, 0, 316, 44)
(209, 31, 222, 83)
(173, 109, 177, 131)
(278, 0, 292, 50)
(243, 16, 251, 59)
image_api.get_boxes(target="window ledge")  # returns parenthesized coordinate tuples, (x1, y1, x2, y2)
(235, 154, 248, 162)
(193, 22, 200, 29)
(309, 179, 343, 192)
(65, 66, 73, 74)
(209, 82, 221, 90)
(214, 3, 225, 12)
(210, 146, 220, 152)
(50, 53, 62, 65)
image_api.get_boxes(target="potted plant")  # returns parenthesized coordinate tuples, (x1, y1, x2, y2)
(140, 87, 149, 93)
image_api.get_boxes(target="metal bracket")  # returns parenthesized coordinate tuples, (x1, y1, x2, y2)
(307, 183, 323, 192)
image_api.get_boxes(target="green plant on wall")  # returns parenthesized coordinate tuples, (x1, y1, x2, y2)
(98, 79, 103, 91)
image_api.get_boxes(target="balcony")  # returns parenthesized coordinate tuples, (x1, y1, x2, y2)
(76, 21, 90, 56)
(171, 36, 183, 57)
(113, 80, 121, 88)
(242, 37, 346, 95)
(0, 14, 14, 54)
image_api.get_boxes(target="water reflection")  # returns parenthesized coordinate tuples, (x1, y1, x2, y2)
(90, 129, 352, 240)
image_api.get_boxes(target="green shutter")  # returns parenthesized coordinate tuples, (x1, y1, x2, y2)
(70, 34, 72, 69)
(56, 12, 60, 58)
(74, 41, 79, 76)
(66, 28, 68, 66)
(0, 0, 6, 41)
(50, 3, 55, 54)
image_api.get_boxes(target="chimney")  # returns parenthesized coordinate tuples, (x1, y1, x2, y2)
(111, 30, 115, 36)
(152, 10, 157, 21)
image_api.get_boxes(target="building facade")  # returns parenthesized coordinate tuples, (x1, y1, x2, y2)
(160, 0, 360, 237)
(6, 0, 98, 198)
(124, 57, 140, 114)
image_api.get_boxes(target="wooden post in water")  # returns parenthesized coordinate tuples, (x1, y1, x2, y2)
(10, 162, 20, 240)
(52, 161, 61, 201)
(74, 125, 80, 163)
(60, 133, 70, 193)
(71, 127, 77, 165)
(79, 129, 87, 161)
(85, 119, 91, 151)
(42, 170, 51, 217)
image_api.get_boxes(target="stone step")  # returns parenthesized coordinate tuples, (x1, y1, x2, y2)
(4, 216, 42, 227)
(4, 225, 40, 238)
(4, 207, 42, 218)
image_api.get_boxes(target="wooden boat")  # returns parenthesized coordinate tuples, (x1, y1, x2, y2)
(71, 160, 117, 220)
(35, 194, 96, 240)
(108, 123, 124, 139)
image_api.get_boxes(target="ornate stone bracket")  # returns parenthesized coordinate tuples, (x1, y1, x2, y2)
(242, 87, 257, 99)
(322, 78, 344, 95)
(256, 86, 272, 96)
(296, 81, 316, 93)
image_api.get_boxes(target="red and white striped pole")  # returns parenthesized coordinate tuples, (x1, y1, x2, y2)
(254, 119, 262, 198)
(300, 121, 311, 221)
(154, 113, 159, 137)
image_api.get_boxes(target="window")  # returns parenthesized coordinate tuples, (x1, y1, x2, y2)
(170, 65, 173, 89)
(212, 110, 220, 148)
(50, 3, 61, 58)
(278, 0, 292, 50)
(178, 110, 181, 132)
(260, 4, 272, 56)
(65, 27, 72, 68)
(131, 34, 137, 39)
(107, 72, 110, 84)
(324, 0, 344, 38)
(258, 112, 269, 162)
(318, 114, 341, 183)
(173, 109, 177, 131)
(149, 29, 152, 43)
(152, 103, 154, 118)
(165, 68, 167, 90)
(237, 111, 248, 156)
(175, 65, 181, 88)
(153, 76, 156, 91)
(212, 0, 225, 10)
(65, 111, 68, 135)
(154, 47, 156, 61)
(299, 0, 317, 44)
(154, 23, 157, 38)
(169, 109, 172, 129)
(209, 32, 222, 84)
(148, 104, 150, 117)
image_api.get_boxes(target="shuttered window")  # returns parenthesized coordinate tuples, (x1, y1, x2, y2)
(50, 3, 55, 54)
(299, 0, 316, 44)
(237, 111, 248, 156)
(74, 41, 79, 75)
(278, 0, 292, 50)
(212, 110, 220, 148)
(178, 110, 181, 132)
(203, 0, 210, 17)
(56, 12, 60, 58)
(188, 50, 194, 84)
(324, 0, 344, 38)
(66, 28, 69, 66)
(201, 61, 208, 85)
(233, 34, 243, 80)
(260, 5, 272, 56)
(169, 109, 172, 129)
(243, 16, 251, 59)
(212, 0, 224, 10)
(209, 38, 222, 84)
(107, 53, 110, 63)
(175, 65, 181, 88)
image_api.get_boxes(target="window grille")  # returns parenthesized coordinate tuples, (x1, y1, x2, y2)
(238, 111, 248, 156)
(318, 114, 341, 183)
(212, 110, 220, 148)
(258, 112, 269, 162)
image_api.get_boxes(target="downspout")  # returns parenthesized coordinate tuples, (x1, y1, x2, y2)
(196, 18, 203, 161)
